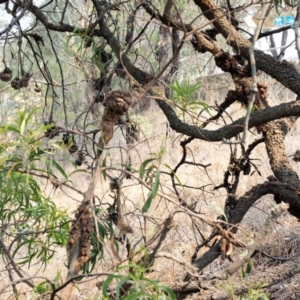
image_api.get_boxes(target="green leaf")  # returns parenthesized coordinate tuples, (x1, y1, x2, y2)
(34, 281, 51, 294)
(115, 276, 131, 299)
(0, 156, 8, 166)
(102, 156, 107, 181)
(5, 125, 20, 134)
(92, 46, 106, 73)
(124, 292, 145, 300)
(191, 101, 211, 114)
(68, 168, 87, 177)
(164, 164, 183, 188)
(102, 275, 122, 298)
(25, 107, 41, 125)
(245, 259, 253, 275)
(139, 158, 156, 180)
(240, 268, 245, 279)
(142, 171, 160, 213)
(44, 158, 68, 179)
(158, 285, 176, 300)
(17, 109, 26, 131)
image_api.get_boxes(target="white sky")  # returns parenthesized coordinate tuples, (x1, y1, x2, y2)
(0, 0, 45, 31)
(1, 2, 299, 61)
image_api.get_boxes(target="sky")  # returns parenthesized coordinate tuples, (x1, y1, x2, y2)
(0, 1, 299, 62)
(0, 0, 45, 31)
(244, 13, 299, 61)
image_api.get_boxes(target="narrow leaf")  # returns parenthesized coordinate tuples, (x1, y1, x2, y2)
(142, 171, 160, 213)
(159, 285, 176, 300)
(0, 155, 8, 166)
(102, 275, 122, 298)
(245, 259, 253, 275)
(139, 158, 156, 180)
(5, 125, 20, 134)
(102, 156, 107, 181)
(115, 276, 130, 299)
(125, 292, 145, 300)
(164, 164, 183, 187)
(45, 158, 68, 179)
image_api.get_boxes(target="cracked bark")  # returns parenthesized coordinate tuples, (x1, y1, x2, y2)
(193, 0, 300, 97)
(262, 118, 300, 218)
(191, 102, 300, 273)
(263, 120, 299, 187)
(192, 156, 300, 274)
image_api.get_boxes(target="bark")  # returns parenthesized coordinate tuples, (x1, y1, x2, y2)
(262, 118, 300, 219)
(157, 96, 300, 142)
(192, 180, 300, 272)
(27, 0, 300, 143)
(263, 119, 300, 188)
(60, 167, 100, 300)
(60, 86, 145, 300)
(193, 0, 300, 97)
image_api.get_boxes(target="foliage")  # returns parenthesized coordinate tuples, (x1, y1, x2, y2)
(101, 263, 175, 300)
(33, 272, 61, 295)
(0, 108, 69, 268)
(240, 286, 269, 300)
(170, 78, 210, 121)
(240, 259, 253, 278)
(142, 170, 160, 213)
(220, 282, 269, 300)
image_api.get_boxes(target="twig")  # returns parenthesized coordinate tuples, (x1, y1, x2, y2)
(294, 0, 300, 59)
(155, 251, 200, 278)
(0, 239, 35, 289)
(254, 250, 300, 262)
(223, 1, 272, 145)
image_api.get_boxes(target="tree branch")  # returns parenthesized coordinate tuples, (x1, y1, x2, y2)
(156, 98, 300, 142)
(193, 0, 300, 97)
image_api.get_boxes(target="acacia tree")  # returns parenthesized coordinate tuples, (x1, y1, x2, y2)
(1, 0, 300, 299)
